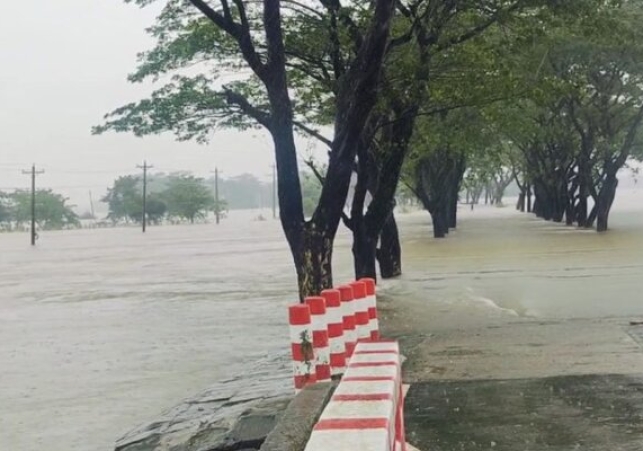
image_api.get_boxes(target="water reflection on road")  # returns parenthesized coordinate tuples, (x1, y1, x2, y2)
(1, 192, 642, 451)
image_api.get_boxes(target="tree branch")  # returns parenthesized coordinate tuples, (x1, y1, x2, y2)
(293, 121, 333, 148)
(220, 0, 233, 21)
(303, 155, 351, 228)
(223, 88, 272, 128)
(303, 157, 326, 184)
(434, 2, 521, 52)
(188, 0, 267, 78)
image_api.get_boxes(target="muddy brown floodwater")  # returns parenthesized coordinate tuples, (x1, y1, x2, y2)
(1, 190, 642, 451)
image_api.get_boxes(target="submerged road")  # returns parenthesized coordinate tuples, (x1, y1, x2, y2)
(2, 190, 643, 451)
(379, 191, 643, 450)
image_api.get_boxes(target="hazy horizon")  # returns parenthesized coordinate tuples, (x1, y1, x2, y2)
(0, 1, 327, 212)
(1, 1, 640, 215)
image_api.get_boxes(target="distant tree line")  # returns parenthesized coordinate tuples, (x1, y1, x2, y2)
(0, 190, 79, 231)
(103, 170, 322, 225)
(206, 171, 322, 216)
(103, 172, 226, 225)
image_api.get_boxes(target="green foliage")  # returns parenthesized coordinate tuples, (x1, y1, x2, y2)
(162, 173, 216, 222)
(0, 193, 12, 228)
(146, 195, 168, 224)
(212, 173, 271, 210)
(301, 171, 323, 219)
(0, 190, 79, 231)
(93, 0, 337, 142)
(102, 175, 144, 223)
(102, 172, 225, 224)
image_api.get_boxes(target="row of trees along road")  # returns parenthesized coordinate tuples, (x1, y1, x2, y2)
(0, 190, 79, 231)
(94, 0, 643, 300)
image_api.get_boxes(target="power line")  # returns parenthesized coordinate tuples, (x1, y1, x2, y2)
(21, 164, 45, 246)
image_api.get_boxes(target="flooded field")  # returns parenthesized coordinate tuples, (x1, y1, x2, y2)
(1, 191, 643, 451)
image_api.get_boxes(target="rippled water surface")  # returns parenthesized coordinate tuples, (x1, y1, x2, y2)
(1, 192, 643, 451)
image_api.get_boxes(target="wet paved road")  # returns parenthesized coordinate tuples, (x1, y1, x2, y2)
(405, 374, 643, 451)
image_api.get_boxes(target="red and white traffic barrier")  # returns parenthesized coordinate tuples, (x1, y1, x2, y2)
(337, 285, 357, 359)
(288, 304, 316, 392)
(304, 339, 405, 451)
(350, 280, 371, 342)
(287, 279, 380, 389)
(305, 296, 331, 383)
(321, 289, 346, 377)
(360, 278, 380, 340)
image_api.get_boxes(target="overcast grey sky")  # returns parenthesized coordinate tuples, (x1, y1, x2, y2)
(0, 0, 323, 212)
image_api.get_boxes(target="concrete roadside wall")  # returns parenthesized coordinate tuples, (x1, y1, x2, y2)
(260, 382, 336, 451)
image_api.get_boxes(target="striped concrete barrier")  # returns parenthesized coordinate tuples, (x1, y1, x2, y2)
(338, 285, 358, 359)
(304, 340, 405, 451)
(321, 289, 346, 377)
(350, 280, 371, 342)
(360, 278, 380, 340)
(288, 280, 381, 386)
(305, 296, 331, 383)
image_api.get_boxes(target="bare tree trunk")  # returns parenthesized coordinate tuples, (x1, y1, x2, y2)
(377, 212, 401, 278)
(596, 173, 618, 232)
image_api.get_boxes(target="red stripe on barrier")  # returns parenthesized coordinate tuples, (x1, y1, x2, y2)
(360, 278, 376, 295)
(314, 418, 389, 431)
(349, 281, 367, 298)
(349, 361, 398, 368)
(328, 323, 343, 337)
(291, 343, 313, 362)
(343, 315, 356, 329)
(291, 343, 302, 361)
(293, 374, 316, 389)
(289, 304, 311, 325)
(371, 330, 381, 340)
(312, 330, 329, 347)
(368, 307, 377, 319)
(333, 393, 393, 401)
(305, 296, 326, 315)
(330, 353, 346, 368)
(342, 376, 396, 382)
(321, 289, 341, 307)
(355, 311, 370, 326)
(338, 285, 354, 301)
(354, 350, 399, 355)
(345, 342, 356, 357)
(316, 364, 331, 381)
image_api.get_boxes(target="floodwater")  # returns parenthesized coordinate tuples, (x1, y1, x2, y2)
(1, 191, 643, 451)
(395, 189, 643, 321)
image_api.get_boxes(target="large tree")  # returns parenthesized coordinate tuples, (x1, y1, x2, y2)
(102, 175, 143, 223)
(95, 0, 396, 299)
(7, 190, 80, 231)
(163, 173, 216, 223)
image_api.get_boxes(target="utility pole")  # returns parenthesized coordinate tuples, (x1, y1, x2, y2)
(88, 190, 96, 220)
(214, 167, 220, 225)
(22, 164, 44, 246)
(272, 164, 277, 219)
(137, 161, 153, 233)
